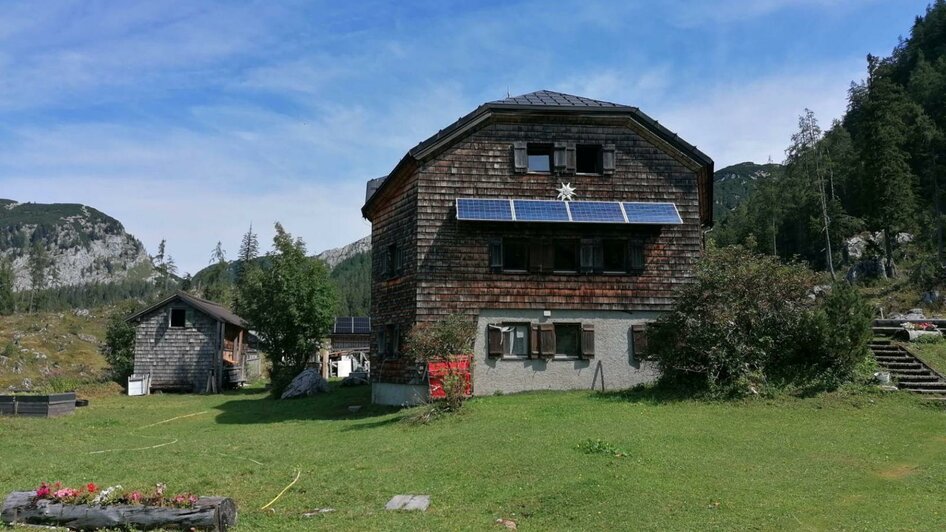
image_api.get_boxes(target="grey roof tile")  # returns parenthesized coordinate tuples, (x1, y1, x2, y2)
(489, 90, 628, 108)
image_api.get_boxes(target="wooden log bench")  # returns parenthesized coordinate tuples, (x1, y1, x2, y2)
(1, 492, 237, 531)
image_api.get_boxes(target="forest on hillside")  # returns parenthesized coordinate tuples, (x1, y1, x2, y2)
(714, 1, 946, 298)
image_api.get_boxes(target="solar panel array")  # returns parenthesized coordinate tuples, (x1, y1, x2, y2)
(333, 316, 372, 335)
(455, 198, 682, 225)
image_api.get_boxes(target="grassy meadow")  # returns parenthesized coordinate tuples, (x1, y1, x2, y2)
(1, 385, 945, 530)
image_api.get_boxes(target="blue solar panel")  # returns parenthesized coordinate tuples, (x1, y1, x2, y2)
(456, 198, 513, 221)
(623, 202, 683, 224)
(513, 200, 569, 222)
(456, 198, 683, 225)
(568, 201, 626, 223)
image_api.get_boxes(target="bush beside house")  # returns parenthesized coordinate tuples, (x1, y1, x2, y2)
(648, 244, 875, 397)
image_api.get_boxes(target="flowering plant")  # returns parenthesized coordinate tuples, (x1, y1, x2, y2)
(902, 322, 938, 331)
(34, 482, 199, 508)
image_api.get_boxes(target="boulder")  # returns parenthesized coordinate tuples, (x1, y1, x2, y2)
(846, 257, 887, 284)
(280, 369, 329, 399)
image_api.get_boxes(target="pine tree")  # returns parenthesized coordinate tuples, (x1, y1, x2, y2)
(0, 259, 14, 315)
(27, 241, 54, 313)
(857, 61, 918, 277)
(235, 224, 259, 284)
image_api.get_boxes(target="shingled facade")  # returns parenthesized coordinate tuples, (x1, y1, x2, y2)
(362, 91, 713, 405)
(126, 292, 255, 393)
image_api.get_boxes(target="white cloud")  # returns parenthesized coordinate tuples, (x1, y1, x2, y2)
(654, 60, 864, 167)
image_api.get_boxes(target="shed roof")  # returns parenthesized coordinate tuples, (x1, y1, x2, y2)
(126, 291, 247, 328)
(362, 90, 714, 222)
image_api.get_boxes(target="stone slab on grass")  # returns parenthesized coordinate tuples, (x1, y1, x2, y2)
(385, 495, 430, 511)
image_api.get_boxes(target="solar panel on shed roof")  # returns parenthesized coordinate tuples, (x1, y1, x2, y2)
(513, 200, 569, 222)
(623, 202, 683, 224)
(568, 201, 626, 223)
(455, 198, 513, 221)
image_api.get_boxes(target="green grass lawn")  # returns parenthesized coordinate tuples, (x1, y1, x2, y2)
(910, 340, 946, 377)
(2, 386, 946, 531)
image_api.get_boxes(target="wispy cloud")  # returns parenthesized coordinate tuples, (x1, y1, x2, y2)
(0, 0, 929, 274)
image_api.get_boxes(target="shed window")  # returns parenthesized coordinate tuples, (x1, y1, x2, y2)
(576, 145, 603, 174)
(170, 308, 187, 328)
(554, 323, 581, 357)
(527, 144, 553, 173)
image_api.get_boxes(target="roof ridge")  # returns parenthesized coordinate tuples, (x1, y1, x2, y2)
(489, 89, 628, 108)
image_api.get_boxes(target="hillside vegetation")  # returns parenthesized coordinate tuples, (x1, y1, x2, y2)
(713, 2, 946, 310)
(0, 309, 110, 391)
(712, 162, 782, 222)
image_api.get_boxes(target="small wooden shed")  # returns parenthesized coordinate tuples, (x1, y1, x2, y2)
(126, 291, 254, 393)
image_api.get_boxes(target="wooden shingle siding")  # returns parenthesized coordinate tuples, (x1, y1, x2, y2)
(368, 165, 419, 380)
(132, 301, 219, 391)
(411, 115, 702, 322)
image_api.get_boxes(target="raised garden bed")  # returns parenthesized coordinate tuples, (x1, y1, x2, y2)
(2, 491, 236, 531)
(0, 392, 76, 418)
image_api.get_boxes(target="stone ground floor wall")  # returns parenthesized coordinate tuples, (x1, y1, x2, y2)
(372, 382, 429, 406)
(473, 309, 661, 396)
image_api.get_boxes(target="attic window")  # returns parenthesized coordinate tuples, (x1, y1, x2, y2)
(576, 145, 603, 174)
(527, 144, 553, 173)
(170, 308, 187, 328)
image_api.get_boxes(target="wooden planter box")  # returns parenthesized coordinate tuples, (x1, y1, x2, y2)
(2, 492, 236, 531)
(0, 392, 76, 418)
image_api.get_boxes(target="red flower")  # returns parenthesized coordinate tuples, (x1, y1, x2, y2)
(36, 482, 50, 498)
(86, 482, 97, 493)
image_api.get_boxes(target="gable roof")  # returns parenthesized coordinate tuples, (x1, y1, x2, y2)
(362, 90, 714, 223)
(126, 291, 247, 328)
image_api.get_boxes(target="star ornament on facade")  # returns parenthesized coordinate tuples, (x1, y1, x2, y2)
(556, 182, 577, 201)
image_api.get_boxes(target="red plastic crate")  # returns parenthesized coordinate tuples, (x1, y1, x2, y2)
(428, 355, 473, 399)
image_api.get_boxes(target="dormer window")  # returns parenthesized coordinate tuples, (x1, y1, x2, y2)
(576, 144, 603, 174)
(527, 144, 553, 173)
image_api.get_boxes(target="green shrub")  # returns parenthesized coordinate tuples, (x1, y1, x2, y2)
(101, 303, 138, 384)
(648, 245, 874, 397)
(404, 314, 475, 413)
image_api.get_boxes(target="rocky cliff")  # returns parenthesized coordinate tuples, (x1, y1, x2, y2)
(315, 235, 371, 269)
(0, 199, 155, 291)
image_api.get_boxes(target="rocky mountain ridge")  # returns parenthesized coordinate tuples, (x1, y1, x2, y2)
(712, 161, 783, 222)
(0, 199, 156, 291)
(315, 235, 371, 269)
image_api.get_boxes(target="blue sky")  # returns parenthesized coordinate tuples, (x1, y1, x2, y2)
(0, 0, 932, 275)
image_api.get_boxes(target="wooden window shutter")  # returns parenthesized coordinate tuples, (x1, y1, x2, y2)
(631, 324, 648, 358)
(593, 238, 604, 272)
(539, 323, 555, 357)
(396, 245, 405, 274)
(565, 143, 576, 173)
(602, 144, 616, 174)
(377, 328, 386, 356)
(581, 323, 595, 358)
(513, 142, 527, 173)
(487, 325, 503, 357)
(489, 239, 503, 273)
(542, 240, 555, 273)
(580, 239, 595, 273)
(629, 240, 645, 272)
(553, 142, 567, 173)
(380, 247, 390, 278)
(530, 324, 540, 358)
(185, 308, 195, 328)
(529, 239, 544, 273)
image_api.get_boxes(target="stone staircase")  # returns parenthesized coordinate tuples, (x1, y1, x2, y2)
(870, 320, 946, 402)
